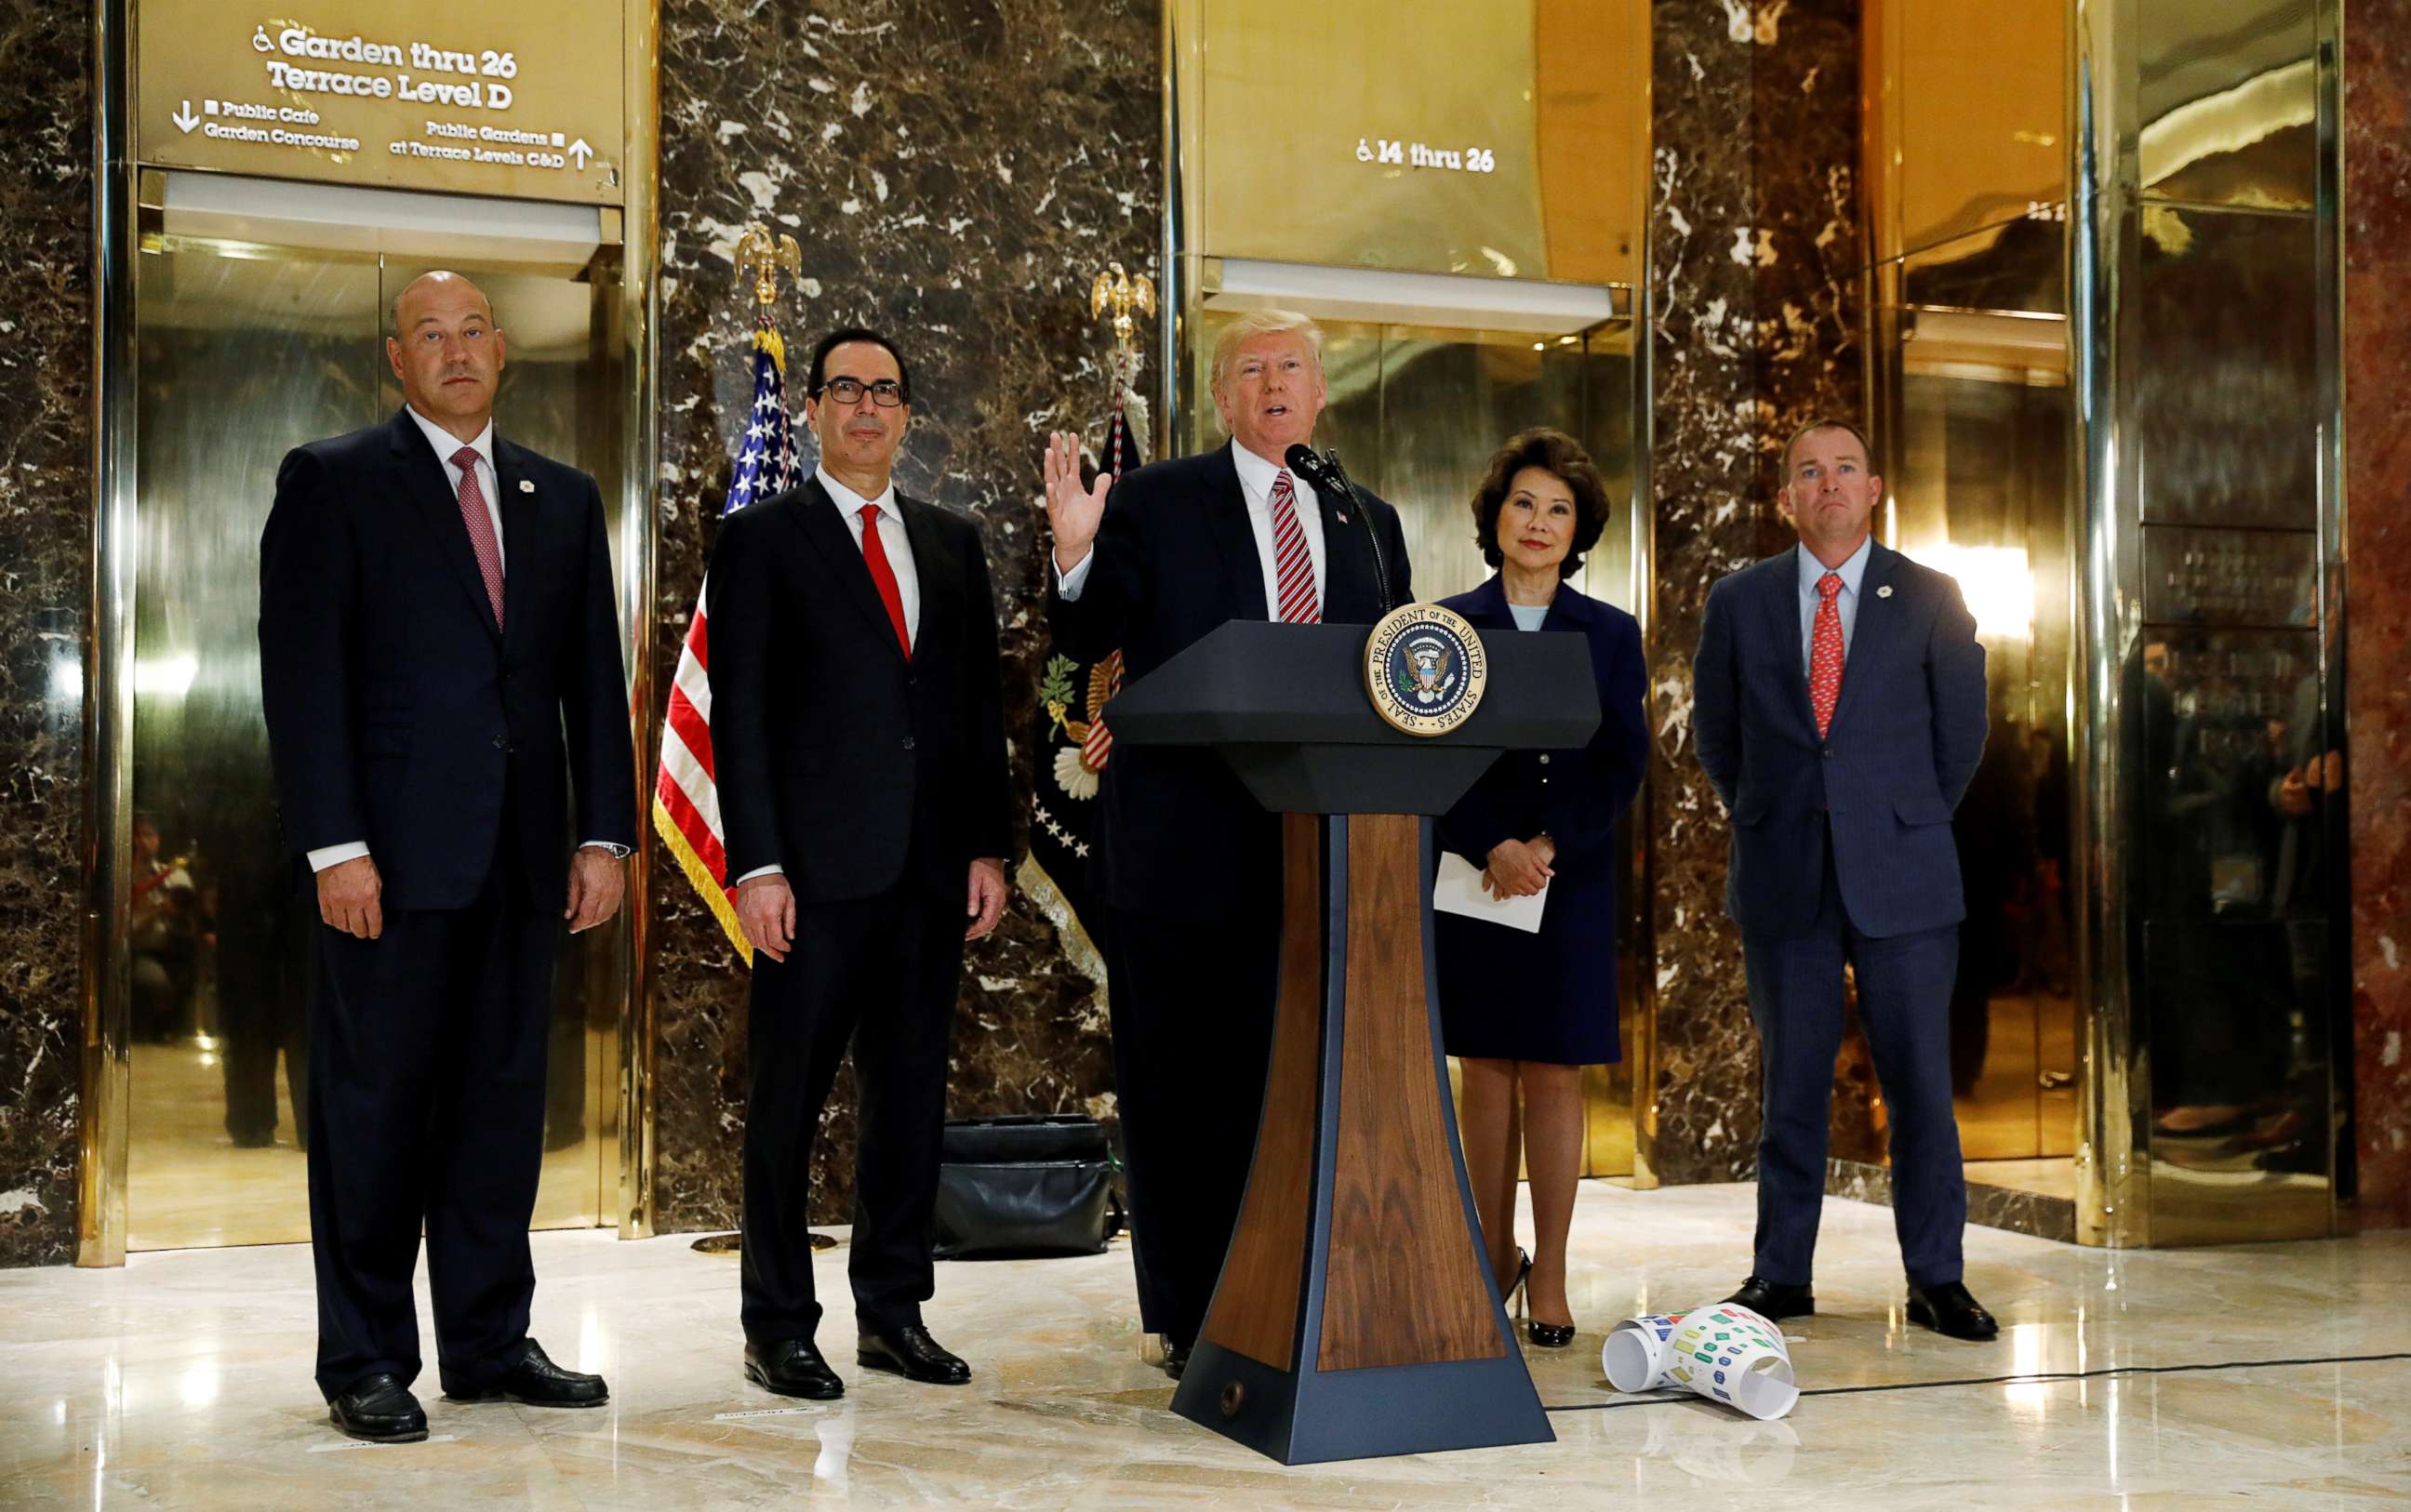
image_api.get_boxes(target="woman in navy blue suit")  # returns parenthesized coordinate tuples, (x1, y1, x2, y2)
(1435, 429, 1649, 1347)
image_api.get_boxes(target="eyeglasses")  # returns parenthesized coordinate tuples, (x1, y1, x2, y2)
(818, 377, 907, 407)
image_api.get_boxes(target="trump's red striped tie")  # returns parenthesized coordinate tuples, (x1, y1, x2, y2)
(1269, 468, 1319, 624)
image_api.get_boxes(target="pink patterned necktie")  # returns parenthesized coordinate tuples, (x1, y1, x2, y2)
(1808, 571, 1845, 737)
(1268, 468, 1319, 624)
(452, 445, 505, 630)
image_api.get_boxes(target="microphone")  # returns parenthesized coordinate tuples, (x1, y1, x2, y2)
(1284, 444, 1394, 614)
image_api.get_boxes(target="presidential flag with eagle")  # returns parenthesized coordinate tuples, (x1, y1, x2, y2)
(1019, 263, 1155, 986)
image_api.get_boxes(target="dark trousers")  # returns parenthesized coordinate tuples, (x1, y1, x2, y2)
(306, 859, 554, 1399)
(1104, 899, 1281, 1346)
(739, 883, 962, 1344)
(1742, 843, 1966, 1289)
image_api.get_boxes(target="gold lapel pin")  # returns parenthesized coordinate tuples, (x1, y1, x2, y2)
(518, 479, 535, 494)
(1876, 584, 1893, 599)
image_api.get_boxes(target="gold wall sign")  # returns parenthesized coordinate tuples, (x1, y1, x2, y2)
(136, 1, 626, 205)
(1174, 0, 1645, 285)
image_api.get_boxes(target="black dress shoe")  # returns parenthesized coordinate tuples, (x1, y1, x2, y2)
(1906, 1280, 2000, 1341)
(1163, 1340, 1192, 1381)
(328, 1373, 428, 1443)
(1724, 1274, 1816, 1321)
(1525, 1320, 1577, 1348)
(443, 1338, 608, 1407)
(858, 1323, 971, 1386)
(745, 1337, 846, 1399)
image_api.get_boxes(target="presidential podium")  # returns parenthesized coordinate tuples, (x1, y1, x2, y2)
(1103, 617, 1600, 1465)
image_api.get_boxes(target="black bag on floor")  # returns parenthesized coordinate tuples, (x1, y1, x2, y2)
(932, 1115, 1125, 1259)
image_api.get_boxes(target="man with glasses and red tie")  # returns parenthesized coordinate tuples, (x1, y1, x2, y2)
(708, 327, 1012, 1402)
(260, 271, 637, 1442)
(1692, 418, 1998, 1343)
(1039, 310, 1414, 1379)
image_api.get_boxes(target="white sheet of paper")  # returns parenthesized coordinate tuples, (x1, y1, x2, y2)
(1432, 850, 1548, 934)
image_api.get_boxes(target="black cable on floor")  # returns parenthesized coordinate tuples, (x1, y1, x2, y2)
(1541, 1349, 2411, 1413)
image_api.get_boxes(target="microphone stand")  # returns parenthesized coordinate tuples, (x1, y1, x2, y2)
(1291, 445, 1395, 615)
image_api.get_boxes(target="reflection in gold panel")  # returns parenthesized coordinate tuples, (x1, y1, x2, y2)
(1872, 215, 2077, 1181)
(1171, 0, 1642, 284)
(1866, 0, 2067, 263)
(2137, 0, 2316, 207)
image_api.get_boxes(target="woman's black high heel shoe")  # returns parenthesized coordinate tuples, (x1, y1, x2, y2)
(1497, 1249, 1534, 1315)
(1525, 1319, 1577, 1348)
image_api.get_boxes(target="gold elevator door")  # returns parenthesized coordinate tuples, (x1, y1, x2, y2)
(124, 204, 628, 1251)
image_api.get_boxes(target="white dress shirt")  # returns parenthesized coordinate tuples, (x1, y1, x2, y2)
(1054, 439, 1328, 616)
(307, 407, 627, 874)
(732, 467, 920, 886)
(1795, 533, 1872, 664)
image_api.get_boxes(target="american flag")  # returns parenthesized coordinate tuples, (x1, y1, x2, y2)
(653, 313, 801, 960)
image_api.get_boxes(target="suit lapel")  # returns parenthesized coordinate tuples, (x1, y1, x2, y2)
(1825, 540, 1898, 738)
(493, 438, 536, 651)
(899, 496, 956, 657)
(1317, 483, 1369, 622)
(387, 408, 501, 642)
(1462, 573, 1511, 628)
(1539, 582, 1592, 633)
(787, 476, 910, 662)
(1204, 444, 1270, 621)
(1763, 549, 1816, 735)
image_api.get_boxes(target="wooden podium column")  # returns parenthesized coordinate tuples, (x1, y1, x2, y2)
(1169, 812, 1553, 1464)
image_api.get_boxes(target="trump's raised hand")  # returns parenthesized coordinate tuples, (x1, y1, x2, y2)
(1041, 431, 1112, 575)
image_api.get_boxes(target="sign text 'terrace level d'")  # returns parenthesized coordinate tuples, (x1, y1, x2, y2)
(137, 3, 628, 206)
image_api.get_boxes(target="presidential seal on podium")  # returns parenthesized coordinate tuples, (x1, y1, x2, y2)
(1364, 602, 1487, 736)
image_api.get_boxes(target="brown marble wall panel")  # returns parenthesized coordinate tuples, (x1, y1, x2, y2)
(0, 0, 95, 1267)
(2345, 1, 2411, 1231)
(1644, 0, 1865, 1186)
(648, 0, 1156, 1233)
(1827, 1158, 2075, 1244)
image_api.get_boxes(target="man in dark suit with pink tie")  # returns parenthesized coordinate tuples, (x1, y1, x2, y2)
(1692, 418, 1999, 1341)
(259, 271, 638, 1442)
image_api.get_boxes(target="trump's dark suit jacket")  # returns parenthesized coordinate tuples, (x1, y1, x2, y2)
(1692, 539, 1987, 938)
(258, 407, 637, 910)
(1045, 443, 1413, 914)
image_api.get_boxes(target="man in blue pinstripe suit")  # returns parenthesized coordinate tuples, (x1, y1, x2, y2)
(1693, 418, 1999, 1342)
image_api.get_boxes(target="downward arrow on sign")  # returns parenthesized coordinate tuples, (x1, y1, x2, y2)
(568, 139, 593, 169)
(172, 99, 200, 133)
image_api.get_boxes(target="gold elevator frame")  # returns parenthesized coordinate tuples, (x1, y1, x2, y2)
(77, 0, 663, 1265)
(2067, 0, 2351, 1247)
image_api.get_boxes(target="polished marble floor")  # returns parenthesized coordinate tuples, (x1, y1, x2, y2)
(4, 1182, 2407, 1510)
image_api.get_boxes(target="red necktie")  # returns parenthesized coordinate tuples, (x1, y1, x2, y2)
(1269, 469, 1320, 624)
(452, 445, 504, 630)
(1809, 571, 1845, 738)
(859, 503, 911, 658)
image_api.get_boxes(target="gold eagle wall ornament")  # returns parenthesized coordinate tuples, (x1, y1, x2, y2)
(735, 225, 803, 307)
(1090, 261, 1157, 352)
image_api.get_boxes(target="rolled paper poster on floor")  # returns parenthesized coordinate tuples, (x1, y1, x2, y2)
(1663, 1305, 1798, 1421)
(1601, 1311, 1690, 1392)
